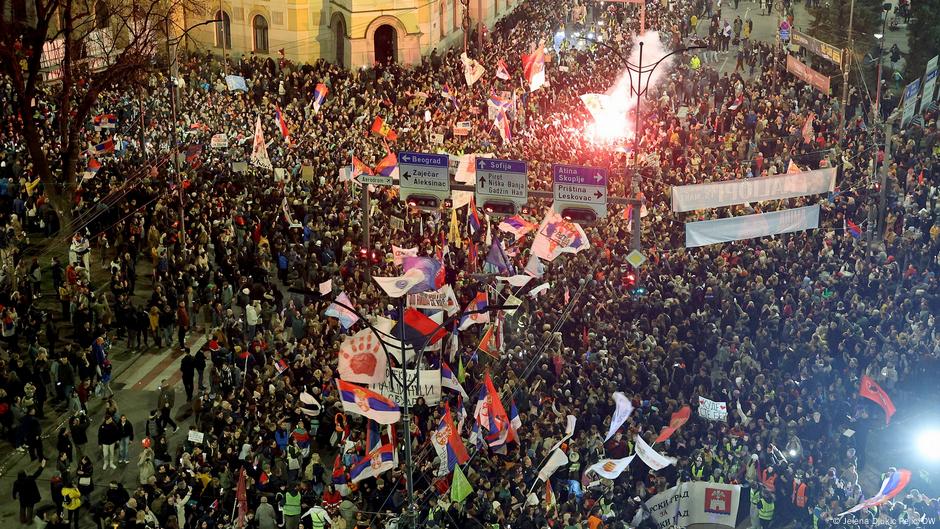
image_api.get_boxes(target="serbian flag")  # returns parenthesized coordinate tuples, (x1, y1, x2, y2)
(496, 58, 510, 80)
(497, 215, 536, 241)
(274, 104, 291, 144)
(838, 469, 911, 516)
(654, 406, 692, 443)
(365, 419, 382, 453)
(313, 83, 328, 114)
(859, 375, 895, 424)
(351, 155, 374, 178)
(846, 219, 863, 239)
(474, 372, 511, 448)
(441, 362, 468, 399)
(83, 158, 102, 180)
(432, 403, 470, 475)
(93, 113, 117, 130)
(91, 138, 115, 154)
(468, 197, 482, 234)
(332, 454, 347, 484)
(336, 380, 401, 424)
(459, 292, 490, 330)
(350, 444, 396, 483)
(371, 116, 399, 141)
(521, 42, 546, 92)
(373, 149, 399, 178)
(442, 84, 459, 109)
(727, 94, 744, 111)
(478, 321, 499, 358)
(802, 112, 815, 144)
(494, 109, 512, 143)
(235, 469, 248, 528)
(391, 307, 449, 349)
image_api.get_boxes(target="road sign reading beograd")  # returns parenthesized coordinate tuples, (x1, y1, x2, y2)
(398, 151, 451, 202)
(475, 158, 528, 209)
(552, 164, 608, 218)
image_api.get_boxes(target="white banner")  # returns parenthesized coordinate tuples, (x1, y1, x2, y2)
(698, 396, 728, 422)
(392, 245, 418, 265)
(210, 133, 228, 149)
(587, 455, 635, 480)
(604, 392, 635, 441)
(671, 168, 836, 212)
(685, 205, 820, 248)
(370, 368, 441, 406)
(645, 482, 742, 529)
(634, 435, 677, 471)
(406, 285, 459, 315)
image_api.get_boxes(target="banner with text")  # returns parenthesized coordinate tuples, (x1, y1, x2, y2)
(645, 482, 742, 529)
(370, 368, 442, 405)
(685, 205, 820, 248)
(698, 396, 728, 422)
(786, 55, 831, 95)
(672, 168, 835, 212)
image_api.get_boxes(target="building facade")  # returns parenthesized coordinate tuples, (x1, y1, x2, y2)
(181, 0, 520, 69)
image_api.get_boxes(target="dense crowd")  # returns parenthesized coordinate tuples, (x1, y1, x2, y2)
(1, 0, 939, 527)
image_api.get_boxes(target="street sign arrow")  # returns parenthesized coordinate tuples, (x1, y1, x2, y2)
(594, 190, 603, 199)
(402, 171, 412, 181)
(357, 174, 393, 186)
(594, 173, 604, 183)
(478, 176, 486, 187)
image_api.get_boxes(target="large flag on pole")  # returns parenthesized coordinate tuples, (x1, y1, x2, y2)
(312, 83, 328, 114)
(496, 58, 511, 80)
(859, 375, 896, 424)
(337, 327, 388, 385)
(586, 455, 635, 480)
(604, 392, 635, 441)
(451, 464, 473, 502)
(522, 42, 546, 92)
(274, 104, 292, 145)
(336, 380, 401, 424)
(837, 469, 911, 516)
(432, 403, 470, 475)
(474, 372, 510, 447)
(634, 435, 677, 470)
(350, 444, 396, 483)
(536, 448, 569, 482)
(530, 210, 591, 261)
(654, 406, 691, 443)
(236, 468, 248, 528)
(461, 53, 486, 86)
(250, 116, 273, 170)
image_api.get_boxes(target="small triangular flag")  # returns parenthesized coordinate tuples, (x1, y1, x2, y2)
(451, 464, 473, 503)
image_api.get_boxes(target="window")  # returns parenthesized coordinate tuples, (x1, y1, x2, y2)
(94, 0, 109, 29)
(439, 0, 445, 39)
(253, 15, 268, 53)
(214, 10, 231, 49)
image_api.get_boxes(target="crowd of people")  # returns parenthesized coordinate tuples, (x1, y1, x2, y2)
(1, 0, 939, 527)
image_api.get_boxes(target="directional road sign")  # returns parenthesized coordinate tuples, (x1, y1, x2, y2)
(398, 151, 451, 202)
(475, 158, 528, 211)
(357, 174, 393, 186)
(552, 164, 608, 218)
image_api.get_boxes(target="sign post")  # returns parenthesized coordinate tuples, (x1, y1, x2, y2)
(552, 164, 608, 219)
(475, 158, 528, 214)
(398, 152, 451, 205)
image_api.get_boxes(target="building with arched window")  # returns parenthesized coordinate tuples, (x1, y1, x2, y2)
(180, 0, 519, 69)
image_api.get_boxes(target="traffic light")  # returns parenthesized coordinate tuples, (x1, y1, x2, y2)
(406, 195, 440, 210)
(359, 247, 382, 264)
(561, 207, 597, 224)
(624, 271, 636, 288)
(482, 200, 517, 217)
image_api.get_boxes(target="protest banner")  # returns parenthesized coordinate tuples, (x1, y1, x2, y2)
(698, 396, 728, 422)
(370, 368, 442, 405)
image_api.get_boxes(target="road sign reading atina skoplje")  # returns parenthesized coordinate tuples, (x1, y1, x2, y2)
(552, 164, 608, 218)
(398, 151, 451, 202)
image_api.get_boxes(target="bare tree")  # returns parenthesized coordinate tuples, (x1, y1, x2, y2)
(0, 0, 204, 205)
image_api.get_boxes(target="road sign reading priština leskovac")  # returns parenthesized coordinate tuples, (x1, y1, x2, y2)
(475, 158, 528, 210)
(398, 151, 451, 202)
(552, 164, 608, 219)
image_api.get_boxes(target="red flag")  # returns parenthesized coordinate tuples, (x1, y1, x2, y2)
(859, 375, 896, 424)
(655, 406, 692, 443)
(478, 323, 498, 358)
(918, 170, 925, 186)
(236, 468, 248, 528)
(371, 116, 399, 141)
(801, 112, 815, 144)
(403, 308, 448, 345)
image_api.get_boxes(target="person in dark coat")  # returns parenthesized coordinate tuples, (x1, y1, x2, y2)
(97, 414, 121, 470)
(13, 458, 46, 523)
(180, 350, 196, 402)
(69, 414, 89, 460)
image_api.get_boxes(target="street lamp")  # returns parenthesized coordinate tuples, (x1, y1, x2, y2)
(164, 17, 222, 261)
(578, 35, 704, 251)
(872, 2, 892, 243)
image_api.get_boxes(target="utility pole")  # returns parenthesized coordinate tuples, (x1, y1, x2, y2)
(165, 18, 186, 259)
(877, 120, 892, 240)
(397, 297, 416, 529)
(837, 0, 855, 140)
(361, 183, 371, 280)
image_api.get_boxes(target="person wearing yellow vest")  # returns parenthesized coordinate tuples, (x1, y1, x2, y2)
(690, 55, 702, 70)
(302, 498, 332, 529)
(792, 472, 809, 524)
(756, 489, 775, 529)
(61, 479, 82, 529)
(748, 482, 762, 529)
(690, 454, 707, 480)
(283, 486, 303, 529)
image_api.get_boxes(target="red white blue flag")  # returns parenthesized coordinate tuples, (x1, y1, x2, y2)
(336, 380, 401, 424)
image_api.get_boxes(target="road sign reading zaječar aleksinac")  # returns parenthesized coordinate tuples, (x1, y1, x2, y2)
(398, 151, 451, 201)
(552, 164, 608, 218)
(475, 158, 528, 209)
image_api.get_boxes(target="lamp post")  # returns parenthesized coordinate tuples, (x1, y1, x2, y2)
(579, 35, 704, 251)
(164, 17, 222, 261)
(871, 2, 892, 243)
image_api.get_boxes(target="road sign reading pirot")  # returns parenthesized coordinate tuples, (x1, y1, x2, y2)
(552, 164, 608, 218)
(475, 158, 528, 208)
(398, 151, 451, 201)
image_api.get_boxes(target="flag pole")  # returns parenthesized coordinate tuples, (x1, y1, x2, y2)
(399, 295, 416, 529)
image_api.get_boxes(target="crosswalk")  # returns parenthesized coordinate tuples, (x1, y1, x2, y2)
(116, 334, 207, 392)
